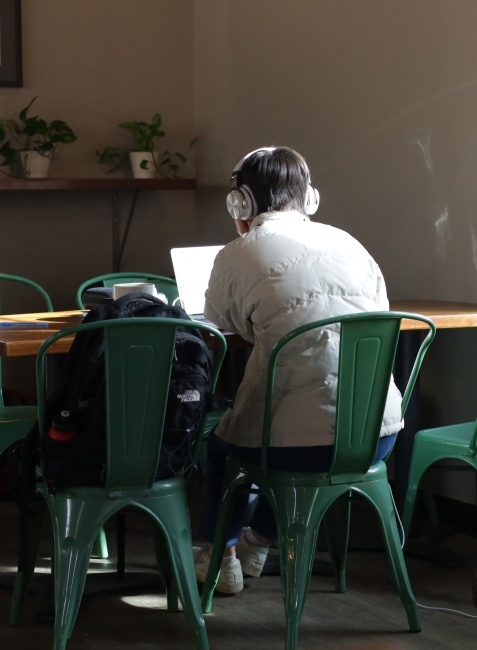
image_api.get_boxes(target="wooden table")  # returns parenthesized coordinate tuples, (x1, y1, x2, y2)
(391, 300, 477, 330)
(0, 310, 84, 357)
(1, 301, 477, 358)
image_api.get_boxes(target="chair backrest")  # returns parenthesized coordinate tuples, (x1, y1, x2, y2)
(36, 318, 226, 492)
(76, 272, 179, 309)
(0, 273, 53, 315)
(0, 273, 53, 408)
(261, 311, 436, 482)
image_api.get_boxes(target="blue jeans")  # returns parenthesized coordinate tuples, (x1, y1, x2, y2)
(199, 431, 397, 547)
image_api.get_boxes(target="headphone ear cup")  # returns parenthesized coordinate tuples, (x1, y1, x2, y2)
(226, 189, 245, 219)
(226, 185, 255, 220)
(305, 185, 320, 216)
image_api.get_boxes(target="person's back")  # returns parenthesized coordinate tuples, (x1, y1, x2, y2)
(206, 181, 401, 449)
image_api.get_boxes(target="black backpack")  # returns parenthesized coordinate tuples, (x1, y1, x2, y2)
(21, 292, 222, 490)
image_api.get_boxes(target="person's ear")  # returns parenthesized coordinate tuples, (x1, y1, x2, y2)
(235, 219, 251, 236)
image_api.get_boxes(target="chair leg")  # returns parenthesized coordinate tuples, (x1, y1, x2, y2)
(402, 449, 429, 540)
(152, 521, 179, 611)
(272, 484, 326, 650)
(361, 480, 421, 632)
(200, 479, 243, 613)
(151, 500, 209, 650)
(51, 530, 98, 649)
(48, 497, 111, 650)
(116, 512, 126, 581)
(10, 496, 47, 626)
(323, 494, 351, 593)
(94, 526, 109, 560)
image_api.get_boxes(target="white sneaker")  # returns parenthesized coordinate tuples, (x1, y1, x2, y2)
(236, 528, 270, 577)
(193, 545, 243, 594)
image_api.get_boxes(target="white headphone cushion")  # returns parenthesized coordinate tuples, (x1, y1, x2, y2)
(305, 185, 320, 216)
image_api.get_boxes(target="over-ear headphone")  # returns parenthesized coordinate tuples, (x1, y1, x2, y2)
(226, 147, 320, 221)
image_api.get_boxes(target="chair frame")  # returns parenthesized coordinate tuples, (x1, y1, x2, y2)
(76, 272, 178, 309)
(402, 419, 477, 538)
(11, 317, 226, 650)
(0, 273, 53, 456)
(201, 311, 435, 650)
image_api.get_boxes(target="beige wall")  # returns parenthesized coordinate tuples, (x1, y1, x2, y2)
(0, 0, 196, 310)
(194, 0, 477, 502)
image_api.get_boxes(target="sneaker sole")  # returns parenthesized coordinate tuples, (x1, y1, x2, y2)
(195, 561, 244, 594)
(214, 579, 244, 594)
(240, 561, 263, 578)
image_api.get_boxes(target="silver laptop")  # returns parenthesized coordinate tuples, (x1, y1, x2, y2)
(171, 245, 224, 321)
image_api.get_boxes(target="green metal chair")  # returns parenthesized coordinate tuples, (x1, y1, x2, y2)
(10, 317, 226, 650)
(201, 312, 436, 650)
(76, 272, 179, 309)
(0, 273, 53, 458)
(402, 421, 477, 540)
(0, 275, 109, 570)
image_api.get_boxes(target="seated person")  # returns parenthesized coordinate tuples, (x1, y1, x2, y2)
(194, 147, 402, 594)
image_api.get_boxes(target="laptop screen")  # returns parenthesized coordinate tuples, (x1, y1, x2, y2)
(171, 245, 224, 316)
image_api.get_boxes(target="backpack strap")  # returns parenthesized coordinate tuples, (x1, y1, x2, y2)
(206, 393, 235, 411)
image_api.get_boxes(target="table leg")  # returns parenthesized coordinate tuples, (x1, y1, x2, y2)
(393, 330, 422, 515)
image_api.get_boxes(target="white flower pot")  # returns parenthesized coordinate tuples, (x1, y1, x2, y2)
(20, 151, 51, 178)
(129, 151, 157, 179)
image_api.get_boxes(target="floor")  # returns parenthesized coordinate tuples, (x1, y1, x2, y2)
(0, 499, 476, 650)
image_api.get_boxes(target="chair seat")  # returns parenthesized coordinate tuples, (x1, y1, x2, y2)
(416, 421, 476, 449)
(41, 474, 188, 502)
(229, 456, 388, 487)
(0, 405, 37, 424)
(204, 410, 225, 433)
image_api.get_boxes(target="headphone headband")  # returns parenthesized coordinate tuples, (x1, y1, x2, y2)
(226, 147, 319, 220)
(231, 147, 277, 176)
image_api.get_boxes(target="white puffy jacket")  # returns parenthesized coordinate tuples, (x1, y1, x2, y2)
(204, 209, 403, 448)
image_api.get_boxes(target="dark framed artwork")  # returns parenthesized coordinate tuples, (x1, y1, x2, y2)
(0, 0, 22, 87)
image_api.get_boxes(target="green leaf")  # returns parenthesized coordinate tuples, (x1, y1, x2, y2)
(119, 122, 139, 131)
(151, 113, 162, 127)
(48, 120, 68, 130)
(50, 133, 76, 144)
(38, 142, 54, 152)
(19, 96, 38, 123)
(174, 152, 187, 162)
(140, 159, 151, 170)
(189, 137, 198, 149)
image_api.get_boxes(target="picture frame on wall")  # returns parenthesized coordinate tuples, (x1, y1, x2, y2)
(0, 0, 22, 87)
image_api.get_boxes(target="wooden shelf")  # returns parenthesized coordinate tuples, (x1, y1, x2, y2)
(0, 177, 196, 191)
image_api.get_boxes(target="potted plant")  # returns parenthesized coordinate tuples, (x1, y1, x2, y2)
(156, 138, 198, 178)
(95, 146, 123, 174)
(119, 113, 165, 179)
(12, 97, 77, 178)
(0, 119, 17, 177)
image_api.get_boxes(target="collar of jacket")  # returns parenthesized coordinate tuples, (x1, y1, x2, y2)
(250, 209, 310, 229)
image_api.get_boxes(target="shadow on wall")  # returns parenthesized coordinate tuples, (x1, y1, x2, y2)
(196, 185, 237, 246)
